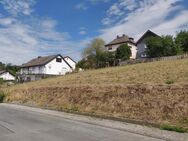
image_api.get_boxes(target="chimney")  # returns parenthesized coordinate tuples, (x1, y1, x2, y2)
(117, 35, 120, 39)
(38, 56, 42, 58)
(129, 37, 134, 42)
(123, 34, 126, 37)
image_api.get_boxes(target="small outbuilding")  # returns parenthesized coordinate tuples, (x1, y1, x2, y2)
(0, 70, 15, 81)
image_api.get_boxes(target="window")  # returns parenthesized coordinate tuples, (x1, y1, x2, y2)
(48, 65, 51, 69)
(141, 53, 147, 58)
(56, 58, 62, 63)
(108, 47, 112, 50)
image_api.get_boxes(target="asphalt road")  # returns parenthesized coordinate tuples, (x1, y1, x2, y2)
(0, 105, 165, 141)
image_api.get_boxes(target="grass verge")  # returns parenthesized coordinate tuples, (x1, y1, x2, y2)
(160, 124, 187, 133)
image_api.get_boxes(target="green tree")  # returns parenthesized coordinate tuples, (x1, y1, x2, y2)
(146, 36, 163, 58)
(162, 35, 181, 56)
(76, 59, 87, 69)
(0, 62, 5, 70)
(115, 44, 131, 60)
(82, 38, 105, 58)
(5, 63, 20, 75)
(79, 38, 106, 69)
(96, 52, 115, 67)
(175, 30, 188, 52)
(146, 35, 180, 58)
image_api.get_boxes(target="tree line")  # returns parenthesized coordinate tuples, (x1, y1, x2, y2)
(146, 30, 188, 58)
(76, 38, 131, 69)
(0, 62, 20, 75)
(77, 30, 188, 69)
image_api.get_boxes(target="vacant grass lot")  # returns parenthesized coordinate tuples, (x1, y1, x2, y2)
(4, 59, 188, 129)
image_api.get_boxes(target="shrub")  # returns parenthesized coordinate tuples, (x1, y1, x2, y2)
(146, 36, 181, 58)
(0, 78, 4, 85)
(0, 91, 5, 103)
(115, 44, 131, 60)
(160, 124, 187, 133)
(165, 80, 174, 84)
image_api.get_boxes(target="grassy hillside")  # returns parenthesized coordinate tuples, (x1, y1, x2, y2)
(8, 58, 188, 88)
(4, 59, 188, 130)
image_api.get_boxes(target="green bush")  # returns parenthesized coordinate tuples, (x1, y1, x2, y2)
(160, 124, 187, 133)
(165, 80, 174, 84)
(0, 91, 5, 103)
(115, 44, 131, 60)
(0, 78, 4, 85)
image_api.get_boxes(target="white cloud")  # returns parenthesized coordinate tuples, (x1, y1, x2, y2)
(0, 0, 88, 65)
(79, 27, 87, 35)
(0, 0, 35, 16)
(76, 0, 111, 10)
(88, 0, 111, 4)
(79, 31, 87, 35)
(100, 0, 188, 42)
(75, 3, 88, 10)
(0, 17, 16, 26)
(0, 18, 88, 64)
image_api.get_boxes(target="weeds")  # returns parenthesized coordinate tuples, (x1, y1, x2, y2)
(165, 80, 174, 84)
(0, 91, 6, 103)
(0, 78, 4, 85)
(160, 124, 187, 133)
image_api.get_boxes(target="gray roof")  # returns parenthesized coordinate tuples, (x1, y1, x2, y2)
(0, 70, 6, 75)
(105, 34, 135, 47)
(21, 54, 72, 68)
(0, 70, 15, 76)
(136, 30, 160, 45)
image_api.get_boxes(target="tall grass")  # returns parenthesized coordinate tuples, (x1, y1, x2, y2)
(0, 91, 5, 103)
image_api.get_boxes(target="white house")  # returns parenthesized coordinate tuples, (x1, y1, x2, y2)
(20, 54, 75, 82)
(105, 34, 137, 59)
(64, 56, 76, 70)
(0, 70, 15, 81)
(136, 30, 160, 59)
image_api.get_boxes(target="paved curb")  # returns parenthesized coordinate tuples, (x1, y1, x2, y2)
(1, 103, 188, 141)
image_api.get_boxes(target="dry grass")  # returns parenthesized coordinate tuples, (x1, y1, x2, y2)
(3, 59, 188, 129)
(7, 59, 188, 90)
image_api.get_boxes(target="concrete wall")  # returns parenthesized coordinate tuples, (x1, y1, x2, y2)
(0, 72, 15, 81)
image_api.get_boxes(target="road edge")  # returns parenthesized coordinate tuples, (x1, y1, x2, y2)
(1, 103, 188, 141)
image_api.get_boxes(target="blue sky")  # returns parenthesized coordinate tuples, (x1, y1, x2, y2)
(0, 0, 188, 65)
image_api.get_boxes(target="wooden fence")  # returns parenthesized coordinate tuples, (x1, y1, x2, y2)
(119, 53, 188, 66)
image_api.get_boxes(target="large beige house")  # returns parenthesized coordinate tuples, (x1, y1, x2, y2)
(105, 34, 137, 59)
(105, 30, 159, 59)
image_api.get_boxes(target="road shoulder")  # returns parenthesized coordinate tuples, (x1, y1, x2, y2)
(1, 103, 187, 141)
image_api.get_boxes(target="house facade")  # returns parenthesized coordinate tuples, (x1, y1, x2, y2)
(20, 54, 75, 82)
(64, 56, 76, 70)
(136, 30, 160, 59)
(105, 34, 137, 59)
(0, 70, 15, 81)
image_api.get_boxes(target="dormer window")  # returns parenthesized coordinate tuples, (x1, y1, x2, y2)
(56, 58, 62, 63)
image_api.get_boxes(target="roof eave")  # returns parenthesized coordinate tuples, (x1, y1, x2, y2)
(105, 41, 136, 47)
